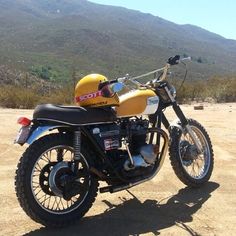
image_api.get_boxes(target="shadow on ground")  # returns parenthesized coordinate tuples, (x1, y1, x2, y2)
(24, 181, 219, 236)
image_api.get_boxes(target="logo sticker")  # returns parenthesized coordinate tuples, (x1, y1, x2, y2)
(104, 139, 120, 150)
(76, 91, 102, 102)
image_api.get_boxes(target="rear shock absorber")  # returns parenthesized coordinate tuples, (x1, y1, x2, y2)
(72, 128, 81, 174)
(74, 128, 81, 161)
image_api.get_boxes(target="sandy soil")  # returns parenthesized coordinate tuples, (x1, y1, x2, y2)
(0, 103, 235, 236)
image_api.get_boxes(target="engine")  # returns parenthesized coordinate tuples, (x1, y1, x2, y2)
(89, 117, 159, 174)
(121, 118, 159, 171)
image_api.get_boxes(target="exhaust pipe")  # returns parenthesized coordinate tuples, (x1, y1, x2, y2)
(99, 128, 169, 193)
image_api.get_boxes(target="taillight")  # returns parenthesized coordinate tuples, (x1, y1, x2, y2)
(17, 117, 31, 126)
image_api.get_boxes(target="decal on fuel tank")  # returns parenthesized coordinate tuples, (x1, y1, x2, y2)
(142, 96, 159, 115)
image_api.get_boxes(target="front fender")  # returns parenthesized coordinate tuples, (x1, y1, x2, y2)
(27, 125, 66, 145)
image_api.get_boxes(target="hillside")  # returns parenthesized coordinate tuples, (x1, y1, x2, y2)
(0, 0, 236, 82)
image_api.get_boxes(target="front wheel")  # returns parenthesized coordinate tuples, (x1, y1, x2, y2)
(15, 133, 98, 227)
(169, 119, 214, 187)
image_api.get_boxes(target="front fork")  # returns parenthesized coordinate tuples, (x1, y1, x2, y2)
(172, 102, 202, 153)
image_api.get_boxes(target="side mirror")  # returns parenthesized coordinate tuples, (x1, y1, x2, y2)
(110, 82, 124, 93)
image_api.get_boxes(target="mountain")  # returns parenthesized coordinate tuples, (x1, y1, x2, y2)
(0, 0, 236, 82)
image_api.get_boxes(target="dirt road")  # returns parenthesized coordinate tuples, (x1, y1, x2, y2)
(0, 103, 235, 236)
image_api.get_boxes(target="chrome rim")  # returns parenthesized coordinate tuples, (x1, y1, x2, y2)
(179, 126, 211, 179)
(30, 145, 90, 215)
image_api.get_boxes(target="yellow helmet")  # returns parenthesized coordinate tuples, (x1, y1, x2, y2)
(75, 74, 120, 107)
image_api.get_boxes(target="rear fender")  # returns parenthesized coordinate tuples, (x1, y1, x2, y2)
(25, 125, 106, 165)
(27, 125, 67, 145)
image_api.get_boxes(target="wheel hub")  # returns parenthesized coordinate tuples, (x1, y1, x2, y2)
(180, 140, 199, 166)
(39, 162, 57, 196)
(48, 162, 74, 197)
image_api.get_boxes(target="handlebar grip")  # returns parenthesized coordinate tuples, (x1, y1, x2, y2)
(167, 55, 180, 65)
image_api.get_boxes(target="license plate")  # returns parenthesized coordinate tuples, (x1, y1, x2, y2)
(15, 126, 31, 145)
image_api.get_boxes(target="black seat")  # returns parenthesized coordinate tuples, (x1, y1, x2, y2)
(33, 104, 117, 125)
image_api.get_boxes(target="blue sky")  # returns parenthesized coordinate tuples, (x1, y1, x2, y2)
(90, 0, 236, 40)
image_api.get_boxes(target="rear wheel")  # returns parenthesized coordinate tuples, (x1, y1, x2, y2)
(15, 133, 98, 227)
(169, 119, 214, 187)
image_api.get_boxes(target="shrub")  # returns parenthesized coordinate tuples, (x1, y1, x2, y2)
(0, 83, 75, 109)
(0, 85, 40, 108)
(0, 75, 235, 109)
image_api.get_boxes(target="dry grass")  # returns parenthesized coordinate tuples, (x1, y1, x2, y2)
(0, 76, 235, 109)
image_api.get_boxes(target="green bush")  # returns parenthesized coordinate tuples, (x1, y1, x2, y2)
(30, 66, 58, 81)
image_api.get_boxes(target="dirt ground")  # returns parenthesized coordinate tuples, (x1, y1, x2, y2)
(0, 103, 235, 236)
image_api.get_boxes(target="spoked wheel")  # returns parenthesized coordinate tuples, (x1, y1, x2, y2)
(169, 119, 214, 187)
(32, 145, 90, 213)
(15, 133, 98, 227)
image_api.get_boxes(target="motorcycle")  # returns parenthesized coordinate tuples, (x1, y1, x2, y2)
(14, 55, 214, 227)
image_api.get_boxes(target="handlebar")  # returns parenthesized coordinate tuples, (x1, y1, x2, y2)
(113, 55, 191, 89)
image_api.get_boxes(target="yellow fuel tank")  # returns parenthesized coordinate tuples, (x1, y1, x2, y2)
(115, 89, 159, 117)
